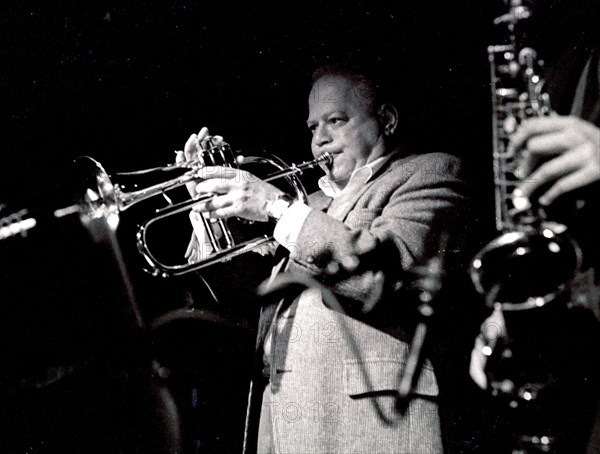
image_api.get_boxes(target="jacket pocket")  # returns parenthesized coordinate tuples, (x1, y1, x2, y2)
(343, 358, 439, 398)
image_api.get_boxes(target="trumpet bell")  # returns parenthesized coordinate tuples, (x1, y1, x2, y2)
(74, 155, 120, 222)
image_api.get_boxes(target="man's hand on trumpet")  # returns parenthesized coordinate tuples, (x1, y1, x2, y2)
(175, 126, 226, 198)
(191, 167, 286, 222)
(178, 127, 287, 223)
(178, 127, 287, 263)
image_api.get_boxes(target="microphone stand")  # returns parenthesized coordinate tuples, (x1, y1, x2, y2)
(397, 234, 447, 405)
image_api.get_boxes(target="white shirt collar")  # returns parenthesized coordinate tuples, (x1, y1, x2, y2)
(317, 151, 397, 198)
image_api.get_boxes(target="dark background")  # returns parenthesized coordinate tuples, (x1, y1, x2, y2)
(0, 1, 596, 453)
(3, 1, 597, 201)
(0, 0, 496, 179)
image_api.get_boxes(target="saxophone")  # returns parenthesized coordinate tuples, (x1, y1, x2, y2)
(470, 0, 582, 311)
(469, 1, 586, 451)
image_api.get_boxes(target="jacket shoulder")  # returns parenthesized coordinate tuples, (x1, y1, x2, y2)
(382, 152, 465, 187)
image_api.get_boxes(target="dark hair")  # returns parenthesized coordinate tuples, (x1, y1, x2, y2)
(310, 56, 397, 114)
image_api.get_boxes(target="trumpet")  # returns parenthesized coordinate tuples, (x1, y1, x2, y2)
(74, 143, 332, 277)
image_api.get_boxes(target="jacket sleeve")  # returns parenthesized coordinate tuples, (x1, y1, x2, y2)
(285, 153, 468, 306)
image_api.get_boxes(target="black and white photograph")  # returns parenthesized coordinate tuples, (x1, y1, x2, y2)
(1, 1, 599, 453)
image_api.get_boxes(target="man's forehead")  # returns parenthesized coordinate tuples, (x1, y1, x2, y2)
(309, 75, 369, 109)
(310, 76, 351, 101)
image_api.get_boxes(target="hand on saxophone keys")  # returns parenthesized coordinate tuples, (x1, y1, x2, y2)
(510, 115, 600, 207)
(469, 306, 507, 390)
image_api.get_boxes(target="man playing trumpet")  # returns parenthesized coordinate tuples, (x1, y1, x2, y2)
(178, 58, 470, 454)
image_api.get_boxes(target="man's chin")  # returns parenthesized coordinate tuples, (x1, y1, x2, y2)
(324, 169, 339, 181)
(326, 172, 349, 188)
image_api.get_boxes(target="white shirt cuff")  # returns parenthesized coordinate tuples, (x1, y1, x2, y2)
(273, 201, 311, 251)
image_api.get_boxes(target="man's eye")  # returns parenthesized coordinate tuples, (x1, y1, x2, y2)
(330, 117, 346, 125)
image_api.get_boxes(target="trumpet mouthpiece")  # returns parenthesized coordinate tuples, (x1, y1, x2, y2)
(319, 152, 333, 166)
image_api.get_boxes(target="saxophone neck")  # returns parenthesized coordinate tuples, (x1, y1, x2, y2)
(493, 0, 532, 27)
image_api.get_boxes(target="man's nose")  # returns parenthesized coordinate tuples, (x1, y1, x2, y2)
(313, 124, 332, 147)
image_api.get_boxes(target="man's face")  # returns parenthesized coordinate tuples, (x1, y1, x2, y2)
(307, 75, 387, 188)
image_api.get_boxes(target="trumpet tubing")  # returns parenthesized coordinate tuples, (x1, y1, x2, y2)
(77, 147, 332, 277)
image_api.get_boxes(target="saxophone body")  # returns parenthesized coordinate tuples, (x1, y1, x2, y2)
(470, 0, 582, 311)
(470, 2, 590, 452)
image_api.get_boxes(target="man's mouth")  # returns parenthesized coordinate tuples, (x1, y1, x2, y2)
(323, 151, 340, 169)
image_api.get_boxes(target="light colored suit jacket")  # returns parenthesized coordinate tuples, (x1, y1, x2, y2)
(244, 151, 468, 454)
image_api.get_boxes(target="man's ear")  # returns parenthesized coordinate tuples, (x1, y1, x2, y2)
(378, 104, 399, 136)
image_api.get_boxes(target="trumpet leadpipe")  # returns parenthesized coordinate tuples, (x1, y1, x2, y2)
(262, 152, 332, 182)
(111, 151, 332, 215)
